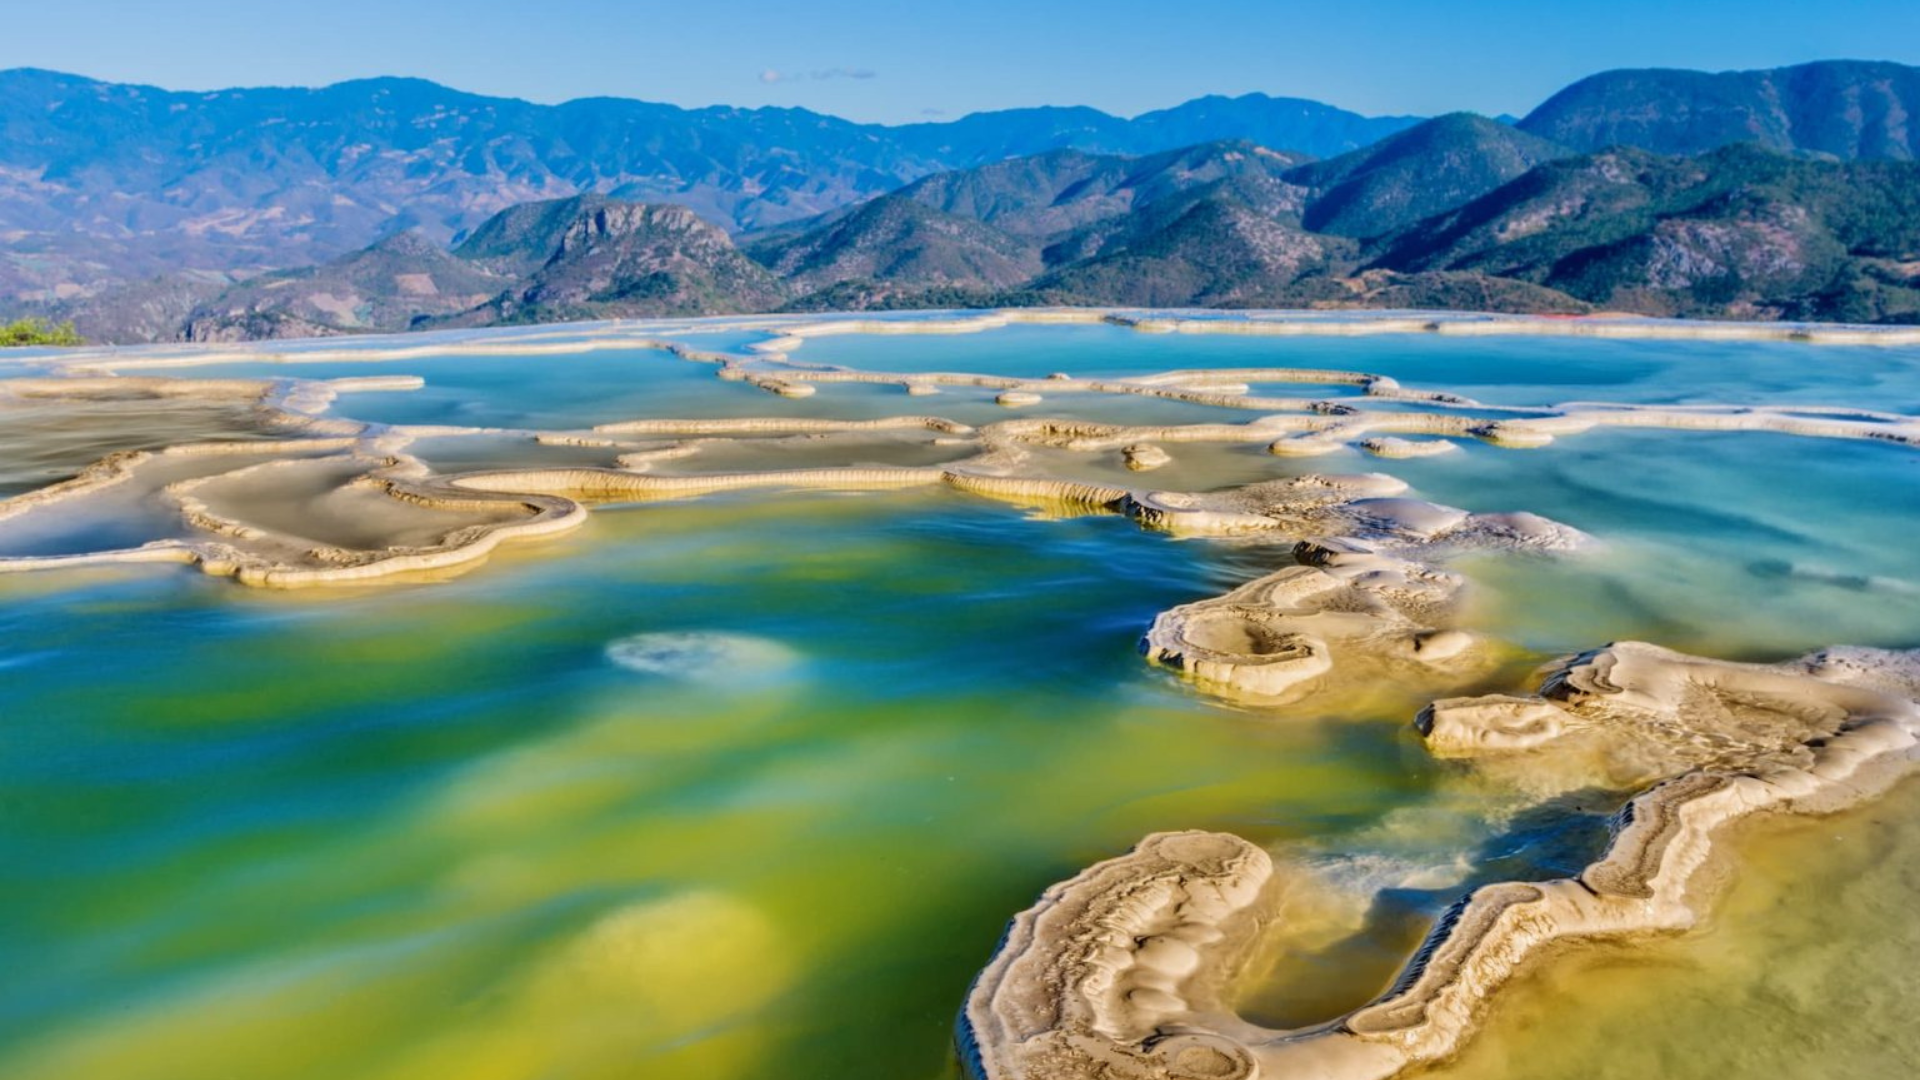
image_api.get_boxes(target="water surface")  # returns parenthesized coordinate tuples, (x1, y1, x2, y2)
(2, 319, 1917, 1079)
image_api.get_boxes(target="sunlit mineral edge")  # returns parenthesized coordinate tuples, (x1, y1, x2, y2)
(959, 643, 1920, 1080)
(20, 307, 1920, 378)
(2, 311, 1918, 1076)
(6, 311, 1916, 588)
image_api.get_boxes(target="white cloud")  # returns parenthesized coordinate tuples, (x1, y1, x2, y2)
(759, 67, 877, 84)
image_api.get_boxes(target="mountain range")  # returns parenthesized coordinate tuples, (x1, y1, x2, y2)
(6, 59, 1919, 340)
(1520, 60, 1920, 159)
(0, 67, 1415, 303)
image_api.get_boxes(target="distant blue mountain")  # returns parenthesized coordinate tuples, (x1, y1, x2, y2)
(8, 59, 1920, 342)
(0, 67, 1418, 303)
(1518, 59, 1920, 159)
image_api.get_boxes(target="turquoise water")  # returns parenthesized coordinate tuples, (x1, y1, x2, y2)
(798, 324, 1920, 410)
(1305, 431, 1920, 657)
(1, 321, 1917, 1079)
(187, 348, 765, 429)
(179, 344, 1267, 432)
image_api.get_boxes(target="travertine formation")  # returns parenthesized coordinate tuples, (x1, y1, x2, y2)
(962, 642, 1920, 1080)
(0, 376, 581, 586)
(1122, 444, 1172, 471)
(1129, 477, 1582, 705)
(7, 307, 1912, 588)
(0, 360, 1598, 588)
(3, 310, 1917, 1072)
(0, 310, 1906, 588)
(7, 309, 1913, 582)
(1141, 542, 1487, 705)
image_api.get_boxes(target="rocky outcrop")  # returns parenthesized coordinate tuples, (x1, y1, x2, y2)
(1142, 542, 1486, 704)
(962, 642, 1920, 1080)
(179, 197, 791, 339)
(469, 199, 790, 322)
(1290, 114, 1572, 238)
(184, 231, 510, 341)
(746, 196, 1043, 295)
(12, 310, 1917, 590)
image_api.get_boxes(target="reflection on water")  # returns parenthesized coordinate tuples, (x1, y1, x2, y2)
(0, 397, 273, 497)
(1, 321, 1917, 1079)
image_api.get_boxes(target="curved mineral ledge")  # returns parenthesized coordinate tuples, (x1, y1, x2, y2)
(2, 412, 1587, 586)
(959, 831, 1279, 1080)
(1123, 475, 1410, 537)
(751, 308, 1920, 355)
(961, 642, 1920, 1080)
(452, 464, 949, 501)
(1360, 437, 1460, 459)
(4, 312, 1912, 593)
(593, 415, 972, 437)
(735, 325, 1920, 455)
(1123, 444, 1172, 471)
(0, 438, 586, 588)
(0, 438, 361, 526)
(1142, 543, 1486, 705)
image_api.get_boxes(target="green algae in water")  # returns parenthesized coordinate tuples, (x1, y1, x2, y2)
(2, 323, 1919, 1079)
(1430, 776, 1920, 1080)
(0, 494, 1436, 1079)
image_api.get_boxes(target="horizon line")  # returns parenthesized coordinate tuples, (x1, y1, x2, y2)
(3, 56, 1907, 129)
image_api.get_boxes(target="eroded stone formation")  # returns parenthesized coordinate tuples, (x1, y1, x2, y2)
(1141, 543, 1484, 705)
(3, 311, 1914, 587)
(3, 312, 1917, 1072)
(1129, 475, 1583, 706)
(961, 642, 1920, 1080)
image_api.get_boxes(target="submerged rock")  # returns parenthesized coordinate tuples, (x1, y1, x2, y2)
(605, 631, 801, 687)
(1122, 443, 1171, 471)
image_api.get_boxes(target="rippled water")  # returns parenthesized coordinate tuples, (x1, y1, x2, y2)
(2, 319, 1917, 1079)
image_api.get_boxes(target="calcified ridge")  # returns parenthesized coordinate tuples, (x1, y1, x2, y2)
(22, 310, 1908, 589)
(961, 643, 1920, 1080)
(0, 374, 582, 586)
(1140, 539, 1490, 706)
(30, 308, 1920, 383)
(4, 314, 1919, 1076)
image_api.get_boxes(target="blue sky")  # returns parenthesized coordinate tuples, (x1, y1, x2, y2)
(4, 0, 1917, 123)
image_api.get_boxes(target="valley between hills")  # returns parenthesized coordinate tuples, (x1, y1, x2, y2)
(5, 59, 1919, 342)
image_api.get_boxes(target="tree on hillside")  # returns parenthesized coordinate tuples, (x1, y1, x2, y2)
(0, 317, 84, 347)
